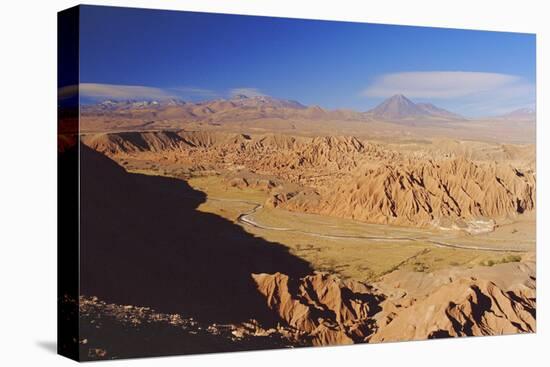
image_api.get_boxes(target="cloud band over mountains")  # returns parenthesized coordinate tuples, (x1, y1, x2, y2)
(63, 72, 534, 117)
(68, 83, 219, 101)
(71, 83, 267, 101)
(78, 83, 176, 100)
(363, 71, 525, 99)
(362, 71, 535, 116)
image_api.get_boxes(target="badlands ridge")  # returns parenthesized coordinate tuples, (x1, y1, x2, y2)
(82, 130, 535, 230)
(74, 95, 536, 357)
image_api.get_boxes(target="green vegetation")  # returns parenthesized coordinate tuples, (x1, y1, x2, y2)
(480, 254, 522, 267)
(126, 172, 530, 282)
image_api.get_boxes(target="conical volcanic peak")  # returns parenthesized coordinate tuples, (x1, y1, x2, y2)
(367, 94, 464, 121)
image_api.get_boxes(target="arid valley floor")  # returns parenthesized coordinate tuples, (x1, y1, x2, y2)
(71, 95, 536, 359)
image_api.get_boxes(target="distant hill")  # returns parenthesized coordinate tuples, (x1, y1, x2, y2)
(415, 103, 464, 120)
(81, 94, 367, 126)
(83, 95, 305, 112)
(496, 107, 535, 121)
(85, 99, 187, 111)
(82, 94, 467, 124)
(365, 94, 465, 121)
(229, 94, 307, 110)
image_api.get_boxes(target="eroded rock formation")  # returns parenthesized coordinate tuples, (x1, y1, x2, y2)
(251, 272, 383, 345)
(369, 278, 536, 342)
(81, 131, 535, 230)
(250, 262, 536, 345)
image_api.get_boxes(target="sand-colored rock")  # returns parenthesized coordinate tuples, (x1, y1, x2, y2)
(277, 156, 535, 229)
(251, 272, 382, 345)
(251, 260, 536, 346)
(75, 95, 536, 354)
(369, 277, 535, 342)
(82, 130, 535, 230)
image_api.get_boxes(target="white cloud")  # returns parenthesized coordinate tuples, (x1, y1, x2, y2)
(363, 71, 524, 98)
(79, 83, 176, 100)
(75, 84, 267, 102)
(229, 87, 265, 98)
(77, 83, 219, 101)
(362, 71, 535, 117)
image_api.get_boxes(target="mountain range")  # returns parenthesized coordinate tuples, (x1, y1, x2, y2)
(495, 107, 535, 121)
(82, 94, 535, 124)
(364, 94, 464, 121)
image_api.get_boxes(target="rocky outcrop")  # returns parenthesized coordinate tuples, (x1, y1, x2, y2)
(251, 265, 536, 346)
(369, 278, 536, 342)
(251, 272, 384, 345)
(77, 295, 301, 360)
(82, 131, 535, 229)
(276, 157, 535, 229)
(81, 131, 188, 154)
(79, 263, 536, 358)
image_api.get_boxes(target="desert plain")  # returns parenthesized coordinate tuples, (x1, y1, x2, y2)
(68, 94, 535, 359)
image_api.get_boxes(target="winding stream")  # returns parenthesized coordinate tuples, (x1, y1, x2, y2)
(205, 196, 526, 253)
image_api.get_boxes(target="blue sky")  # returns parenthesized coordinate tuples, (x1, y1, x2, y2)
(78, 5, 536, 117)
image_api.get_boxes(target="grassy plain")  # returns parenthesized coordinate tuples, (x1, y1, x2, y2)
(187, 175, 529, 282)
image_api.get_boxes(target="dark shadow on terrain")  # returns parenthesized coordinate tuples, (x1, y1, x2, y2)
(79, 308, 297, 361)
(80, 143, 312, 325)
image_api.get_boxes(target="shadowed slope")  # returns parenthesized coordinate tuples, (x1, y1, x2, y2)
(79, 143, 311, 325)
